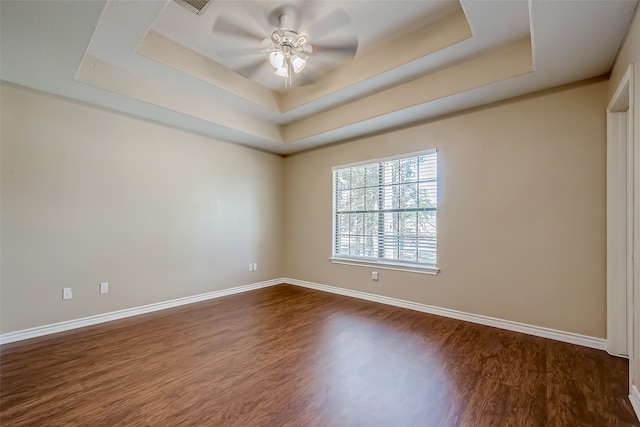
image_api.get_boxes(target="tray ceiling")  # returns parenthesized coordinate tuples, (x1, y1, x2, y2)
(1, 0, 637, 154)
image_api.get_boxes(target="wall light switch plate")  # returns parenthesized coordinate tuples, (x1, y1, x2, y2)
(253, 262, 257, 271)
(100, 282, 109, 294)
(62, 287, 73, 300)
(249, 264, 253, 272)
(372, 272, 379, 281)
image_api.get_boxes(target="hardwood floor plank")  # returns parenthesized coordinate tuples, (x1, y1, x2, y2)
(1, 284, 637, 426)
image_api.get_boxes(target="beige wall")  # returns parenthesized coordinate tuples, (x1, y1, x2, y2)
(0, 83, 284, 333)
(284, 79, 608, 338)
(609, 6, 640, 394)
(0, 72, 612, 340)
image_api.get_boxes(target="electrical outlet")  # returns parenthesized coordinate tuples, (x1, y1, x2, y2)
(372, 271, 379, 281)
(62, 287, 73, 300)
(100, 282, 109, 294)
(248, 264, 253, 272)
(253, 262, 257, 271)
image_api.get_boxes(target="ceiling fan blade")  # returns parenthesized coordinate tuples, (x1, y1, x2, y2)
(241, 3, 273, 34)
(290, 61, 329, 87)
(296, 72, 317, 87)
(236, 59, 267, 80)
(303, 8, 351, 38)
(212, 16, 264, 41)
(312, 38, 358, 57)
(217, 46, 267, 58)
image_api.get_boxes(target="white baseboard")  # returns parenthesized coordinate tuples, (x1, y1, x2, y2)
(0, 279, 281, 345)
(630, 385, 640, 422)
(284, 278, 607, 351)
(1, 277, 608, 351)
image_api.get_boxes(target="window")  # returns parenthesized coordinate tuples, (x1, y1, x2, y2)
(332, 150, 438, 273)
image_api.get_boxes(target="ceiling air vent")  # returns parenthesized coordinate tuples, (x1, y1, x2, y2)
(174, 0, 211, 15)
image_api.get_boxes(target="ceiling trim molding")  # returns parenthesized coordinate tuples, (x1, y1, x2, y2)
(283, 37, 533, 144)
(137, 30, 280, 112)
(76, 54, 283, 144)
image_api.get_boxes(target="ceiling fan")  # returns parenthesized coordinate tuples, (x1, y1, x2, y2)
(212, 3, 358, 89)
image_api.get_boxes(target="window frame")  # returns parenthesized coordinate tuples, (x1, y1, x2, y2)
(330, 149, 439, 275)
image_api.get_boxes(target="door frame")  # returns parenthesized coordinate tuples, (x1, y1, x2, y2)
(607, 64, 634, 375)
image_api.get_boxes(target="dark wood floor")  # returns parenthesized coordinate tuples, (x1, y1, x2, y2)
(1, 284, 637, 426)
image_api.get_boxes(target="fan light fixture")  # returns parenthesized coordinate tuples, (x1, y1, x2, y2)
(213, 5, 358, 90)
(267, 22, 312, 87)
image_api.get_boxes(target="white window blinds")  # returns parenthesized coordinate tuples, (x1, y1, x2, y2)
(333, 150, 438, 268)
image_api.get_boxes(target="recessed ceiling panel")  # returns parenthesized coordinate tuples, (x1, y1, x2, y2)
(152, 0, 462, 91)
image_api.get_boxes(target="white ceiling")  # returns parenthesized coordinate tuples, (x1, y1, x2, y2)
(1, 0, 637, 155)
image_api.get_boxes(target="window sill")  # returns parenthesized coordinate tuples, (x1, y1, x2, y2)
(329, 257, 440, 275)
